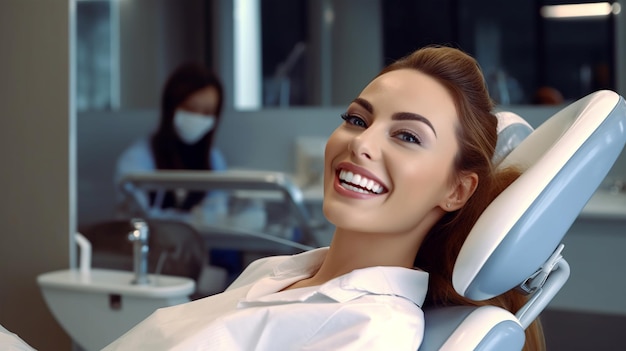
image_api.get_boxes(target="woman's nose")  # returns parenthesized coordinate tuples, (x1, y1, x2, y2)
(349, 128, 382, 161)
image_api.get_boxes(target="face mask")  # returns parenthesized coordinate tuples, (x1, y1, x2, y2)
(173, 110, 216, 144)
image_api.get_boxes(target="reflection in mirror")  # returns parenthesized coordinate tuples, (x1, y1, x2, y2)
(77, 0, 208, 111)
(77, 0, 621, 111)
(76, 0, 119, 111)
(241, 0, 383, 109)
(235, 0, 621, 108)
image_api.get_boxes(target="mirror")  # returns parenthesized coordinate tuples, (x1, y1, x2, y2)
(77, 0, 621, 111)
(251, 0, 620, 108)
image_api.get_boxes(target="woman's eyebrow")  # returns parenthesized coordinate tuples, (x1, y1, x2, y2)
(391, 112, 437, 137)
(352, 97, 374, 113)
(351, 97, 437, 137)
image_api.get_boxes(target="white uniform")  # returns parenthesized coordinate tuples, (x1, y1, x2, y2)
(103, 247, 428, 351)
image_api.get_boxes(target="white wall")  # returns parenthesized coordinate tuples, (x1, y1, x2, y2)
(0, 1, 73, 350)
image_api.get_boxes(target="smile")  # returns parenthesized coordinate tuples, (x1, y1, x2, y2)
(338, 169, 385, 194)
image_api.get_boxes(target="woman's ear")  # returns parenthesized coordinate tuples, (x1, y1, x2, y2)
(440, 172, 478, 212)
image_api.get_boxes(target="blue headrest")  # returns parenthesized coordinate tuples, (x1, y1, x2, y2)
(453, 90, 626, 300)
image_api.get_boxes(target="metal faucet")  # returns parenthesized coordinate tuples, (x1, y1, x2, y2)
(128, 218, 150, 285)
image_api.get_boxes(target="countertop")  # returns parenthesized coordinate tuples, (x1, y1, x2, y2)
(580, 190, 626, 220)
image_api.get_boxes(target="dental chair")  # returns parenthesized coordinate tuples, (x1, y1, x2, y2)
(419, 90, 626, 350)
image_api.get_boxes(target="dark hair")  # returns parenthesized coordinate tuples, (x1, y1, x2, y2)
(150, 62, 224, 210)
(380, 45, 545, 351)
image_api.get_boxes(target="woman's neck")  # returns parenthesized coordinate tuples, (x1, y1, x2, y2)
(285, 228, 425, 290)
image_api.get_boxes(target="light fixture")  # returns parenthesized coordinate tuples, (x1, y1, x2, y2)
(234, 0, 262, 110)
(541, 2, 621, 19)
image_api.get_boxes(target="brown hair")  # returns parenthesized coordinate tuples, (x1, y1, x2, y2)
(380, 45, 545, 351)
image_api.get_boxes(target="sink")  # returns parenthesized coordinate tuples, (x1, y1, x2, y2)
(38, 268, 195, 351)
(38, 268, 194, 298)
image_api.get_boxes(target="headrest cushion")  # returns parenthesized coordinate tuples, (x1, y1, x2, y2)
(453, 91, 626, 300)
(493, 111, 534, 166)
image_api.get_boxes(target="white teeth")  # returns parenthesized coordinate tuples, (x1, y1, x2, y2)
(338, 169, 384, 194)
(359, 177, 368, 188)
(344, 171, 354, 182)
(343, 183, 370, 194)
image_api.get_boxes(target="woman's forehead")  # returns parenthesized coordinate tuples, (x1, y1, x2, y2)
(358, 69, 459, 125)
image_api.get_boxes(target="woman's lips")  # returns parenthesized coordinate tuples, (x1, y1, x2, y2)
(333, 162, 389, 197)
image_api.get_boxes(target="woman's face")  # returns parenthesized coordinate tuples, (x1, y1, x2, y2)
(179, 86, 220, 116)
(323, 68, 461, 236)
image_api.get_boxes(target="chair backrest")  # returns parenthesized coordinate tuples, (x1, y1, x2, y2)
(420, 90, 626, 351)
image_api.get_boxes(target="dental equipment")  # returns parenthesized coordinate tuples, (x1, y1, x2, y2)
(118, 170, 320, 252)
(128, 218, 150, 285)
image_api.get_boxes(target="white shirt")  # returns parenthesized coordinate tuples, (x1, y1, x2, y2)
(0, 325, 35, 351)
(103, 247, 428, 351)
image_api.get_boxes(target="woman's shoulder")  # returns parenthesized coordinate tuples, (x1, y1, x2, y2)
(209, 147, 227, 170)
(121, 138, 152, 158)
(115, 137, 155, 176)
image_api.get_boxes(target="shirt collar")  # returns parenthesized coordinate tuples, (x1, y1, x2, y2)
(243, 247, 428, 308)
(318, 266, 429, 307)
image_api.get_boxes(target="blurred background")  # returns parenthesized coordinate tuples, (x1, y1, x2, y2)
(76, 0, 621, 111)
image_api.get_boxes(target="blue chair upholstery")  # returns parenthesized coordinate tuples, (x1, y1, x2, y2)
(419, 90, 626, 351)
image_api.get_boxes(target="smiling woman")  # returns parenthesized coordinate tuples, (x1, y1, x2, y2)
(322, 68, 467, 243)
(102, 45, 544, 351)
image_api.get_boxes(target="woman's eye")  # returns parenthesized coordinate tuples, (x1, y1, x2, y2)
(340, 113, 367, 128)
(395, 130, 422, 145)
